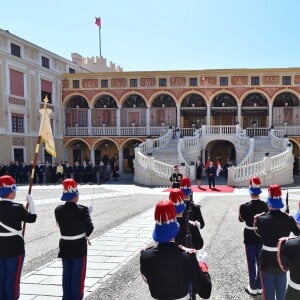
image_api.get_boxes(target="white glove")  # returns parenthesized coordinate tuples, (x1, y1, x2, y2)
(88, 205, 93, 214)
(26, 194, 36, 214)
(197, 250, 208, 265)
(189, 220, 201, 230)
(26, 194, 33, 202)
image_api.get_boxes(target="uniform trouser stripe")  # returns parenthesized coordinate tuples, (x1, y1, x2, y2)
(79, 256, 87, 300)
(0, 254, 24, 300)
(14, 255, 24, 299)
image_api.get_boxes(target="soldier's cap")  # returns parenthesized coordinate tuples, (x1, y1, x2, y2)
(61, 178, 79, 201)
(180, 177, 192, 196)
(169, 188, 186, 214)
(266, 184, 284, 209)
(249, 176, 262, 195)
(0, 175, 17, 197)
(152, 200, 180, 243)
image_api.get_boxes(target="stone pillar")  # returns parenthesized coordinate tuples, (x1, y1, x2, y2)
(237, 103, 241, 125)
(176, 105, 180, 128)
(116, 107, 121, 135)
(206, 104, 211, 126)
(90, 149, 95, 163)
(146, 106, 150, 136)
(118, 148, 123, 174)
(268, 102, 272, 128)
(88, 108, 92, 135)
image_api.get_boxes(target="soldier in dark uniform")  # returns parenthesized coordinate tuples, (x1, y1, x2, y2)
(140, 200, 212, 300)
(64, 162, 73, 179)
(180, 177, 205, 229)
(36, 161, 45, 184)
(54, 178, 94, 300)
(169, 188, 203, 250)
(169, 165, 182, 188)
(0, 175, 37, 300)
(254, 185, 300, 300)
(277, 202, 300, 300)
(239, 176, 269, 296)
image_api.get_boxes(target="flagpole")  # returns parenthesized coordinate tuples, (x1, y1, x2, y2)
(22, 97, 48, 236)
(99, 24, 102, 57)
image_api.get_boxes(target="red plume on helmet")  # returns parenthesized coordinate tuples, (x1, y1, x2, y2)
(152, 200, 180, 243)
(248, 176, 262, 195)
(180, 177, 192, 196)
(266, 184, 284, 209)
(0, 175, 17, 197)
(169, 188, 186, 214)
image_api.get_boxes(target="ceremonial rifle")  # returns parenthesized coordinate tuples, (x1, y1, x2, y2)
(285, 188, 289, 214)
(184, 192, 196, 300)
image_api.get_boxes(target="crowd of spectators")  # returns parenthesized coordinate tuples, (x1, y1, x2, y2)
(0, 159, 120, 185)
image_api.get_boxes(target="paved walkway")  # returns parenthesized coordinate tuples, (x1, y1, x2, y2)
(20, 206, 155, 299)
(18, 175, 300, 299)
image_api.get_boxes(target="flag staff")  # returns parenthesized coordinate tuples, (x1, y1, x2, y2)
(95, 17, 102, 57)
(22, 96, 56, 236)
(99, 25, 102, 57)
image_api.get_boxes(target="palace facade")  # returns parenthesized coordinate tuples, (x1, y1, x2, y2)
(1, 28, 300, 177)
(0, 28, 121, 165)
(62, 69, 300, 174)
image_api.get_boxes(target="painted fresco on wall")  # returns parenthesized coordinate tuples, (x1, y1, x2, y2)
(150, 107, 176, 126)
(92, 109, 116, 126)
(273, 107, 300, 125)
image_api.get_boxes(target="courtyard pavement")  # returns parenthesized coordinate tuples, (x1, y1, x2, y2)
(18, 175, 300, 299)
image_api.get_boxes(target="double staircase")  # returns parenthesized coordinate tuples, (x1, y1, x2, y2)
(134, 126, 294, 187)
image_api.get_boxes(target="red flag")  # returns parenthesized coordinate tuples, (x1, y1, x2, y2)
(95, 17, 101, 28)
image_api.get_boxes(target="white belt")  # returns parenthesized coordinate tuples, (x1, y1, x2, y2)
(0, 221, 23, 238)
(245, 225, 256, 230)
(262, 245, 277, 252)
(289, 278, 300, 291)
(61, 232, 86, 240)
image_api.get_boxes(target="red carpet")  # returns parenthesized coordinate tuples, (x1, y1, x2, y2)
(163, 185, 235, 193)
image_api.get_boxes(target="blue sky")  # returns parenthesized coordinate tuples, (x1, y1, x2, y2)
(1, 0, 300, 71)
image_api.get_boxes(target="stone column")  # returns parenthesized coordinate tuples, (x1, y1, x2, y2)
(146, 106, 150, 136)
(237, 103, 241, 125)
(176, 105, 180, 128)
(90, 149, 95, 163)
(206, 104, 211, 126)
(118, 148, 123, 174)
(268, 102, 272, 128)
(116, 106, 121, 135)
(88, 108, 92, 135)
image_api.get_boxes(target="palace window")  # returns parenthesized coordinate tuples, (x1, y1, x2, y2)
(69, 68, 76, 74)
(189, 78, 197, 86)
(41, 79, 52, 103)
(130, 79, 138, 87)
(73, 80, 80, 88)
(12, 114, 24, 133)
(251, 76, 260, 86)
(101, 79, 108, 88)
(282, 76, 291, 85)
(14, 148, 24, 163)
(10, 69, 24, 97)
(11, 43, 21, 57)
(159, 78, 167, 87)
(41, 56, 50, 68)
(220, 77, 228, 86)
